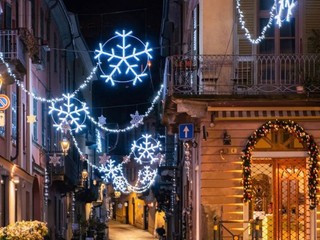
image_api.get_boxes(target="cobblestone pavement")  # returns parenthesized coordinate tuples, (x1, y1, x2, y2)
(108, 220, 157, 240)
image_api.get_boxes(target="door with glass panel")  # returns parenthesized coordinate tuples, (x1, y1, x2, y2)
(251, 158, 309, 240)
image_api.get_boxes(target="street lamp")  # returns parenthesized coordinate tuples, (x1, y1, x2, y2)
(81, 169, 88, 180)
(60, 137, 70, 155)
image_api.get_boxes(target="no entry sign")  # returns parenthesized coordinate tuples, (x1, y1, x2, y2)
(0, 94, 10, 111)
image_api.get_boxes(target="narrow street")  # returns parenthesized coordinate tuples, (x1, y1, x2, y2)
(108, 220, 156, 240)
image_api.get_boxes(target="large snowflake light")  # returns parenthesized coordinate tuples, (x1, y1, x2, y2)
(138, 166, 157, 185)
(94, 30, 152, 86)
(131, 134, 162, 164)
(49, 94, 89, 133)
(99, 158, 123, 181)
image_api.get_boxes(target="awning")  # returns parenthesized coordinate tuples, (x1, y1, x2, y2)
(207, 106, 320, 121)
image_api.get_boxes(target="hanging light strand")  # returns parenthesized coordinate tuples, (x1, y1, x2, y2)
(86, 84, 164, 133)
(236, 0, 277, 44)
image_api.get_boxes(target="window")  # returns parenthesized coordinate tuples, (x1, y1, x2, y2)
(33, 98, 38, 142)
(41, 102, 46, 147)
(258, 1, 296, 54)
(11, 92, 17, 144)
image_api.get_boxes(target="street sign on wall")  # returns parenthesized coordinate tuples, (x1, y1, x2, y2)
(0, 94, 10, 111)
(179, 123, 194, 140)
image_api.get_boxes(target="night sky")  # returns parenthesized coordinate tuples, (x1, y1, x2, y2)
(63, 0, 164, 126)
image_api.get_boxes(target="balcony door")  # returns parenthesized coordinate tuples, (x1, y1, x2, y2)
(258, 0, 298, 87)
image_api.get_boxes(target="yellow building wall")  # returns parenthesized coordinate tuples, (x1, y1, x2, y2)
(201, 0, 234, 55)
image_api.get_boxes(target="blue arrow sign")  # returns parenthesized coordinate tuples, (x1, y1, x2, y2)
(179, 123, 194, 140)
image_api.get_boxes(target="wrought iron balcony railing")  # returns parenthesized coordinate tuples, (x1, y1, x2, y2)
(50, 154, 78, 192)
(0, 29, 27, 69)
(164, 54, 320, 96)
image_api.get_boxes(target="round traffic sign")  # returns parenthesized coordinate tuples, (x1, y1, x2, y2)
(0, 94, 10, 110)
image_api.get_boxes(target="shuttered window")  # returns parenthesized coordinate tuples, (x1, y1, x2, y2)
(258, 0, 296, 54)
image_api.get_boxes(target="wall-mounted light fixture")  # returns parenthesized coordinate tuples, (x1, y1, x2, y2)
(114, 191, 121, 198)
(210, 112, 215, 127)
(81, 169, 88, 180)
(223, 130, 231, 145)
(60, 137, 70, 156)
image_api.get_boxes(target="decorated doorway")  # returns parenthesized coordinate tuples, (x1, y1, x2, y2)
(242, 120, 319, 240)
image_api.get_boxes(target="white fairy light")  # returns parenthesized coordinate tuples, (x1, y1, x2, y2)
(236, 0, 277, 44)
(86, 84, 164, 133)
(236, 0, 297, 44)
(48, 94, 89, 133)
(0, 52, 98, 103)
(94, 30, 152, 86)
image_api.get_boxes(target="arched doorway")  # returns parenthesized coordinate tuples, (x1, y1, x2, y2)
(242, 120, 319, 239)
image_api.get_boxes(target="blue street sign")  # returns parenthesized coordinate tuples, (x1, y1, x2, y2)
(179, 123, 194, 140)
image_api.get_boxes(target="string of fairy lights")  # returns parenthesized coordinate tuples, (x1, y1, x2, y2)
(236, 0, 297, 44)
(6, 1, 299, 194)
(1, 30, 164, 193)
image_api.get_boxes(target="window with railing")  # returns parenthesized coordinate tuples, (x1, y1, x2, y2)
(258, 0, 296, 55)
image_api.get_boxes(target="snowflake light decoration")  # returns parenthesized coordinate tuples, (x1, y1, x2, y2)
(99, 158, 122, 181)
(49, 153, 61, 167)
(113, 176, 128, 192)
(99, 153, 110, 165)
(131, 134, 162, 164)
(98, 115, 107, 125)
(130, 110, 144, 126)
(49, 94, 89, 133)
(138, 166, 157, 185)
(94, 30, 152, 86)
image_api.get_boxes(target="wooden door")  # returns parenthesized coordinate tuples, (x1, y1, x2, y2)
(276, 159, 309, 240)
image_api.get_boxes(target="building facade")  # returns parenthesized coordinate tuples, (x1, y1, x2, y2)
(0, 0, 97, 239)
(160, 0, 320, 239)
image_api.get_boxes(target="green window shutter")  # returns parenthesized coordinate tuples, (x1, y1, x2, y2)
(236, 0, 256, 54)
(305, 0, 320, 53)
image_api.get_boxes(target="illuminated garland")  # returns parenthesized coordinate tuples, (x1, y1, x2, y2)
(0, 52, 98, 103)
(94, 30, 152, 86)
(86, 84, 164, 133)
(236, 0, 297, 44)
(70, 131, 163, 194)
(48, 94, 89, 133)
(236, 0, 277, 44)
(242, 119, 319, 209)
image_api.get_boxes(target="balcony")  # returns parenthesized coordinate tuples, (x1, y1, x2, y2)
(164, 54, 320, 97)
(50, 154, 78, 192)
(0, 29, 29, 78)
